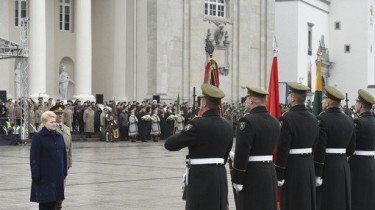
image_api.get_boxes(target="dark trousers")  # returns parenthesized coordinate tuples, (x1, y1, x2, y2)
(39, 201, 57, 210)
(120, 126, 128, 141)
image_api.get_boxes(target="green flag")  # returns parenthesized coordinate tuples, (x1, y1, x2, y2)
(312, 59, 322, 116)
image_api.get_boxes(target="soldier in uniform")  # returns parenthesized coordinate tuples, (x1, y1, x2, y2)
(35, 104, 44, 129)
(314, 86, 355, 210)
(231, 85, 280, 210)
(349, 89, 375, 210)
(63, 103, 73, 131)
(275, 82, 319, 210)
(165, 84, 233, 210)
(50, 104, 72, 210)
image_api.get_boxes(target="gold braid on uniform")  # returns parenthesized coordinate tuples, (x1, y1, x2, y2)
(314, 161, 324, 165)
(281, 111, 289, 117)
(274, 164, 286, 169)
(191, 116, 201, 120)
(233, 166, 246, 172)
(318, 111, 326, 117)
(242, 113, 250, 117)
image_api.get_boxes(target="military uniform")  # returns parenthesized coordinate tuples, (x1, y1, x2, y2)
(51, 105, 72, 169)
(50, 104, 72, 210)
(63, 106, 73, 131)
(232, 85, 280, 210)
(349, 89, 375, 210)
(314, 86, 355, 210)
(165, 84, 233, 210)
(275, 82, 319, 210)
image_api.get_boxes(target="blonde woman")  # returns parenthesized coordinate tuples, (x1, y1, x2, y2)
(30, 111, 67, 210)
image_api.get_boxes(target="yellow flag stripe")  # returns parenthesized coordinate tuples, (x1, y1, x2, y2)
(315, 60, 322, 91)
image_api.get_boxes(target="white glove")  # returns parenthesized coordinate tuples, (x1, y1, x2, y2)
(233, 183, 243, 192)
(316, 176, 323, 187)
(229, 151, 235, 160)
(182, 173, 186, 182)
(277, 179, 285, 187)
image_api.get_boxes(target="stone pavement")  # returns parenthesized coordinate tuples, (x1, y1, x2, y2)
(0, 140, 236, 210)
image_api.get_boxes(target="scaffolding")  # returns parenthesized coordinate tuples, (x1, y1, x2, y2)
(0, 18, 30, 140)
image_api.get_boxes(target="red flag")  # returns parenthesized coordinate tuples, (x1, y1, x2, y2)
(266, 56, 280, 118)
(201, 58, 224, 117)
(267, 53, 281, 210)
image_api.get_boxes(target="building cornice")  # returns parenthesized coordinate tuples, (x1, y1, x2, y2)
(276, 0, 330, 14)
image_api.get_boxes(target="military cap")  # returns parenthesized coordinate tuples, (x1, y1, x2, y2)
(38, 97, 43, 100)
(324, 86, 345, 101)
(201, 84, 225, 104)
(288, 82, 309, 93)
(357, 89, 375, 104)
(246, 85, 268, 97)
(50, 104, 65, 113)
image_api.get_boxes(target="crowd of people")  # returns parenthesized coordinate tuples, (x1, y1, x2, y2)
(2, 82, 375, 210)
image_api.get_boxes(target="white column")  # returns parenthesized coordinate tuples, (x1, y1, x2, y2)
(29, 0, 48, 99)
(112, 0, 128, 102)
(73, 0, 95, 101)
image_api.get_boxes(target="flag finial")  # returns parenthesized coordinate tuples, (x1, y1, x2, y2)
(273, 36, 278, 57)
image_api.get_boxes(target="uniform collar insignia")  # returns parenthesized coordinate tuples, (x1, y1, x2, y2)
(239, 122, 246, 130)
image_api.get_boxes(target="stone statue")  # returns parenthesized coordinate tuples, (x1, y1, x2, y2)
(59, 65, 75, 100)
(214, 25, 225, 45)
(15, 62, 21, 99)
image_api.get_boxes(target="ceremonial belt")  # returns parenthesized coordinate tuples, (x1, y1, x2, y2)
(325, 148, 346, 154)
(353, 150, 375, 156)
(189, 158, 225, 165)
(248, 155, 273, 162)
(184, 158, 225, 186)
(289, 148, 312, 154)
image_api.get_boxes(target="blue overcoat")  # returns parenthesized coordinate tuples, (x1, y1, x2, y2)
(30, 126, 67, 203)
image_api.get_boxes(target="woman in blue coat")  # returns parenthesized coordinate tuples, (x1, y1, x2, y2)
(30, 111, 67, 210)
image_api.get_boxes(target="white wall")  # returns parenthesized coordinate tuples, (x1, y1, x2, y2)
(276, 0, 329, 91)
(329, 0, 371, 103)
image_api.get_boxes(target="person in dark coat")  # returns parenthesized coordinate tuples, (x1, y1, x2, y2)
(30, 111, 67, 210)
(231, 85, 280, 210)
(275, 82, 319, 210)
(349, 89, 375, 210)
(137, 107, 148, 142)
(165, 84, 233, 210)
(314, 86, 356, 210)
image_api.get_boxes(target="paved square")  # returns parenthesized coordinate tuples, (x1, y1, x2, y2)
(0, 141, 236, 210)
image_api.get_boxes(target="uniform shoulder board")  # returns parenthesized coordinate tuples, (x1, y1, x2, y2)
(318, 111, 326, 117)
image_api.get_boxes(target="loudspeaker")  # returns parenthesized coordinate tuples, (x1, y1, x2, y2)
(241, 97, 246, 103)
(153, 95, 160, 103)
(197, 96, 201, 107)
(0, 90, 6, 102)
(96, 94, 104, 104)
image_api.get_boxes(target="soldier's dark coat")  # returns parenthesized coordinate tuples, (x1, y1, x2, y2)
(349, 111, 375, 210)
(314, 107, 355, 210)
(165, 108, 233, 210)
(30, 127, 67, 203)
(233, 106, 280, 210)
(275, 104, 319, 210)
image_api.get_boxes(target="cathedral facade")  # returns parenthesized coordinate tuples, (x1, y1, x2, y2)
(0, 0, 275, 103)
